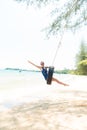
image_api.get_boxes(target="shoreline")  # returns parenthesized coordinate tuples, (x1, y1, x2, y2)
(0, 75, 87, 129)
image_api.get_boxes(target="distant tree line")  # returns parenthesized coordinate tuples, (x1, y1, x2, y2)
(55, 69, 70, 74)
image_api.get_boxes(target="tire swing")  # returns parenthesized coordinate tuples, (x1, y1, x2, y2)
(46, 33, 64, 85)
(47, 66, 54, 84)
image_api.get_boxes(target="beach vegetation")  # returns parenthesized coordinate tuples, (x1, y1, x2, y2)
(75, 40, 87, 75)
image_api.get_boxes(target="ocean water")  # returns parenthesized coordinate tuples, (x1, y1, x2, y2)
(0, 70, 43, 110)
(0, 69, 73, 88)
(0, 69, 87, 111)
(0, 70, 66, 109)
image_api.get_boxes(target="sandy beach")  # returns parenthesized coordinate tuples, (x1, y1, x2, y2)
(0, 74, 87, 130)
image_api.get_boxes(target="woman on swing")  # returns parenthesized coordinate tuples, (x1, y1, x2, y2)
(28, 60, 69, 86)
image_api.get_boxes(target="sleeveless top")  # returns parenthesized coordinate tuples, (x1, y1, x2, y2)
(41, 67, 48, 80)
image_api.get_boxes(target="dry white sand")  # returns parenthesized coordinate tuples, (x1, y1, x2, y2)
(0, 75, 87, 130)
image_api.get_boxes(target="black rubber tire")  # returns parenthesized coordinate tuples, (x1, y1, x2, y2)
(47, 67, 54, 85)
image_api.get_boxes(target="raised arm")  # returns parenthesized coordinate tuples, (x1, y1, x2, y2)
(28, 60, 41, 70)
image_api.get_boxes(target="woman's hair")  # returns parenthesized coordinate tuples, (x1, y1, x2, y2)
(40, 61, 44, 65)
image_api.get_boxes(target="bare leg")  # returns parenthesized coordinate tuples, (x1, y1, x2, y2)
(52, 77, 69, 86)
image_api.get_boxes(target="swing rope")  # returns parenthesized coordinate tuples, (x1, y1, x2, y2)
(47, 32, 64, 85)
(51, 31, 65, 66)
(47, 27, 66, 84)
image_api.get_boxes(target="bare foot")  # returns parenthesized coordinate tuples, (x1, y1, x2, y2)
(64, 84, 69, 86)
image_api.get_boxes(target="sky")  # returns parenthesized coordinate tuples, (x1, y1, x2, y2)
(0, 0, 87, 70)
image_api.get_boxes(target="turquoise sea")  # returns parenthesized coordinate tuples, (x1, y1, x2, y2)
(0, 69, 43, 111)
(0, 69, 87, 111)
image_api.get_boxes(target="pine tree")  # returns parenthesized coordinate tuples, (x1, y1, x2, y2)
(76, 41, 87, 75)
